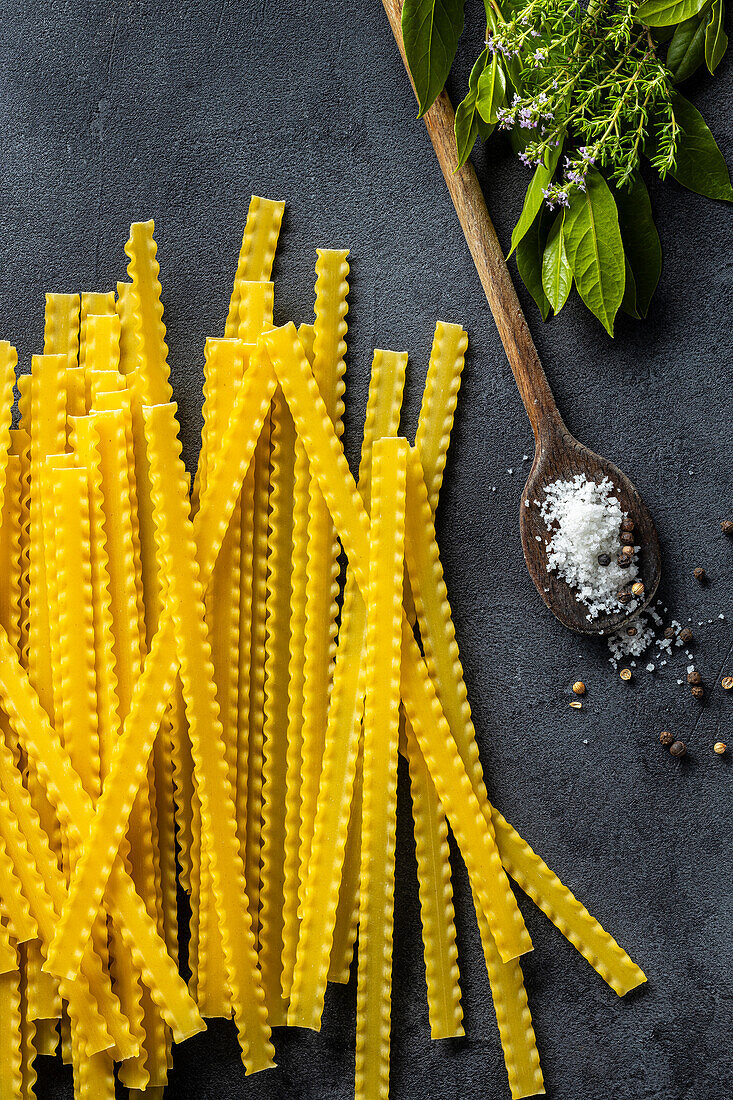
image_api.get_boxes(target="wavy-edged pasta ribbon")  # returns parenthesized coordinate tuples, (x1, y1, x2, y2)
(355, 437, 406, 1100)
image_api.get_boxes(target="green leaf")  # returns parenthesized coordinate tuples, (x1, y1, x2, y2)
(402, 0, 465, 118)
(455, 48, 492, 168)
(476, 54, 506, 124)
(541, 212, 572, 314)
(621, 258, 641, 319)
(508, 142, 563, 257)
(615, 175, 662, 317)
(637, 0, 708, 27)
(667, 5, 710, 81)
(668, 91, 733, 200)
(516, 210, 550, 321)
(563, 170, 626, 336)
(705, 0, 728, 71)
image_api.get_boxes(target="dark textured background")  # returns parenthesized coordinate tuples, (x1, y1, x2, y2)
(1, 0, 731, 1096)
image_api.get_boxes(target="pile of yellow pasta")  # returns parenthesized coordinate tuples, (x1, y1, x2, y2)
(0, 196, 645, 1100)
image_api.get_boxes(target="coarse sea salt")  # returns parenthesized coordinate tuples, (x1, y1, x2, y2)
(540, 474, 637, 619)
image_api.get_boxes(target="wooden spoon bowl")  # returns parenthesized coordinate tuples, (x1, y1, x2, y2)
(520, 422, 661, 635)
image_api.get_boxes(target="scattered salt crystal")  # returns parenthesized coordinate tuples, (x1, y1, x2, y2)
(583, 739, 588, 745)
(677, 679, 683, 685)
(523, 455, 529, 461)
(540, 474, 636, 619)
(687, 665, 695, 673)
(507, 467, 514, 474)
(720, 614, 725, 620)
(524, 499, 530, 507)
(646, 663, 656, 672)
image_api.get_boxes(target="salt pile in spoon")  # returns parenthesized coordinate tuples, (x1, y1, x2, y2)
(540, 474, 638, 619)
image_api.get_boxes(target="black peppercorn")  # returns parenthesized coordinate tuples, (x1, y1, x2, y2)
(621, 517, 635, 532)
(659, 730, 674, 746)
(687, 670, 702, 686)
(597, 552, 611, 566)
(691, 685, 704, 700)
(721, 520, 733, 536)
(663, 626, 676, 640)
(670, 740, 687, 757)
(620, 531, 635, 545)
(679, 627, 694, 644)
(617, 590, 631, 604)
(617, 554, 631, 568)
(626, 626, 637, 637)
(693, 566, 706, 581)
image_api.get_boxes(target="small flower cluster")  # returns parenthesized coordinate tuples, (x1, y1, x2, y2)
(484, 33, 517, 59)
(496, 90, 554, 137)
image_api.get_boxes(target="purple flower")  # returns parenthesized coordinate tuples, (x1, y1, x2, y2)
(557, 190, 570, 207)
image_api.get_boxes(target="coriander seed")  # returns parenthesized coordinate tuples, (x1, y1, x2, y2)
(569, 700, 582, 709)
(687, 670, 702, 686)
(722, 676, 733, 691)
(720, 520, 733, 536)
(631, 581, 644, 597)
(714, 742, 727, 755)
(679, 627, 694, 644)
(693, 566, 706, 581)
(691, 686, 704, 700)
(620, 668, 632, 681)
(669, 740, 687, 757)
(572, 681, 586, 696)
(621, 545, 635, 558)
(659, 730, 674, 746)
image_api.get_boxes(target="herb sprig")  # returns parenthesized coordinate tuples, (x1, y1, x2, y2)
(402, 0, 731, 333)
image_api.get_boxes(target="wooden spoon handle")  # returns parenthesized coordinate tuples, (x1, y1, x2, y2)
(381, 0, 565, 445)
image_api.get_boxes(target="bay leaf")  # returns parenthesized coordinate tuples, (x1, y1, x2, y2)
(508, 142, 563, 257)
(615, 175, 662, 318)
(666, 91, 733, 201)
(637, 0, 708, 27)
(455, 47, 493, 168)
(402, 0, 465, 117)
(705, 0, 728, 71)
(667, 6, 710, 81)
(541, 212, 572, 315)
(516, 210, 550, 321)
(563, 170, 626, 336)
(476, 54, 506, 125)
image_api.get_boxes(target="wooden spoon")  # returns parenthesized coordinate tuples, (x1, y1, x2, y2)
(381, 0, 661, 635)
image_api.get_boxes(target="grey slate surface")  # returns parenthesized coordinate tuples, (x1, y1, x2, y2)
(0, 0, 731, 1097)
